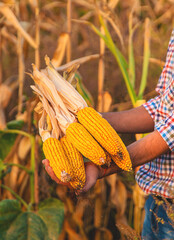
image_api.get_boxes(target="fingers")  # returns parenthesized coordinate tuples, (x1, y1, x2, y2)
(42, 159, 61, 184)
(42, 159, 72, 187)
(75, 162, 99, 195)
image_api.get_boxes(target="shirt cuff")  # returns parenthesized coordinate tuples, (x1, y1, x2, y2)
(143, 96, 161, 120)
(155, 115, 174, 151)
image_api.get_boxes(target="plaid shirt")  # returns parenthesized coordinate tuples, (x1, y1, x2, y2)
(135, 29, 174, 198)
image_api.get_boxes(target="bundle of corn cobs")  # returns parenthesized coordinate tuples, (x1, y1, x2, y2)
(30, 56, 132, 190)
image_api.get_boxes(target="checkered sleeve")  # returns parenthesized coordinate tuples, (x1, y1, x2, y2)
(155, 114, 174, 151)
(142, 96, 161, 120)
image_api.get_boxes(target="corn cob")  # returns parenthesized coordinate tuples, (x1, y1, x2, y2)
(60, 136, 86, 189)
(66, 122, 106, 165)
(110, 150, 132, 172)
(34, 90, 74, 183)
(43, 58, 132, 170)
(77, 107, 125, 156)
(43, 137, 73, 182)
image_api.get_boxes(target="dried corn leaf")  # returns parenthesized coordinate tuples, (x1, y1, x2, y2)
(2, 0, 15, 5)
(34, 101, 43, 114)
(0, 84, 12, 108)
(56, 54, 99, 71)
(65, 220, 82, 240)
(51, 33, 69, 68)
(108, 0, 119, 9)
(43, 2, 66, 10)
(0, 107, 6, 129)
(106, 175, 127, 224)
(103, 91, 112, 112)
(0, 4, 37, 49)
(19, 173, 29, 198)
(18, 136, 31, 160)
(63, 64, 79, 84)
(1, 27, 17, 44)
(28, 0, 38, 9)
(9, 153, 19, 191)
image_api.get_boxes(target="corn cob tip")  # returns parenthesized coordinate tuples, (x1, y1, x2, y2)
(99, 157, 106, 165)
(60, 171, 71, 182)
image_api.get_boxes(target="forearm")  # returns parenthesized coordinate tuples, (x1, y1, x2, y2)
(102, 105, 154, 133)
(98, 130, 170, 178)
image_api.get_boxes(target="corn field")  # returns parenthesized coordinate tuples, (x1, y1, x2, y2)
(0, 0, 174, 239)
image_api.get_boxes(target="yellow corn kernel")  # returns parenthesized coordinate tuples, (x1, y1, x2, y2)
(66, 122, 106, 165)
(111, 150, 132, 172)
(60, 136, 86, 189)
(43, 138, 73, 182)
(77, 107, 126, 156)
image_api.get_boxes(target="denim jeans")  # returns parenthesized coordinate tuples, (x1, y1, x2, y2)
(142, 195, 174, 240)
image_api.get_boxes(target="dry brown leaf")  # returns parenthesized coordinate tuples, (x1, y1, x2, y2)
(114, 179, 127, 222)
(16, 111, 28, 122)
(17, 168, 27, 186)
(0, 83, 12, 108)
(133, 184, 146, 234)
(28, 0, 38, 9)
(1, 26, 17, 44)
(1, 0, 15, 5)
(51, 33, 69, 68)
(73, 198, 89, 225)
(0, 4, 37, 49)
(56, 54, 99, 71)
(9, 153, 19, 191)
(103, 91, 112, 112)
(42, 1, 66, 11)
(108, 0, 119, 9)
(19, 173, 29, 198)
(0, 107, 6, 129)
(100, 227, 113, 240)
(106, 175, 127, 224)
(56, 184, 68, 202)
(65, 220, 82, 240)
(18, 136, 31, 160)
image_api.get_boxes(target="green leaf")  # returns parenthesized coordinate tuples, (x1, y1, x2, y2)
(6, 212, 49, 240)
(0, 199, 22, 240)
(0, 132, 17, 160)
(0, 159, 8, 179)
(75, 72, 94, 107)
(138, 18, 151, 99)
(7, 120, 24, 130)
(96, 15, 137, 105)
(0, 120, 24, 160)
(38, 198, 64, 240)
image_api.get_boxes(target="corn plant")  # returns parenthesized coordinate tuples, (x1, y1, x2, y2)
(75, 13, 151, 107)
(0, 120, 64, 240)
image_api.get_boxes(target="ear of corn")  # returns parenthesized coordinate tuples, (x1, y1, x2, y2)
(66, 122, 106, 166)
(60, 136, 86, 189)
(43, 138, 73, 182)
(111, 150, 132, 172)
(77, 107, 126, 156)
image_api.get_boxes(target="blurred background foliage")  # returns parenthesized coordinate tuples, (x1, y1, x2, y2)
(0, 0, 174, 239)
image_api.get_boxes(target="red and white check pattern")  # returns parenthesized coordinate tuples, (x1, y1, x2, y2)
(136, 29, 174, 198)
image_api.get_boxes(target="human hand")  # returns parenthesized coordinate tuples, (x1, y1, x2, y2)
(42, 159, 71, 188)
(42, 159, 103, 194)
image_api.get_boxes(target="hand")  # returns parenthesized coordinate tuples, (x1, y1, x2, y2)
(42, 159, 71, 188)
(42, 159, 102, 194)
